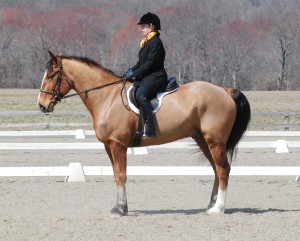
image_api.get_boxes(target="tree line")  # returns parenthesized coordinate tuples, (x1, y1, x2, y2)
(1, 0, 300, 90)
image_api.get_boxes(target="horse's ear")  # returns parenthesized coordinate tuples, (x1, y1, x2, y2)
(48, 51, 57, 64)
(58, 52, 63, 57)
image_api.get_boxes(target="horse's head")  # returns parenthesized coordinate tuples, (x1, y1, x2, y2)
(37, 51, 72, 113)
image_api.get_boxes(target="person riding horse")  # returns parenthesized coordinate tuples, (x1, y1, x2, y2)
(124, 12, 168, 137)
(39, 51, 251, 217)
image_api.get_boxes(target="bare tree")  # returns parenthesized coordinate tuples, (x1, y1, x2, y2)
(276, 29, 292, 90)
(1, 0, 300, 90)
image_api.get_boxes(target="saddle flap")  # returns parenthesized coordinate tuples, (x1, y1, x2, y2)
(129, 86, 139, 108)
(127, 79, 179, 115)
(166, 77, 179, 92)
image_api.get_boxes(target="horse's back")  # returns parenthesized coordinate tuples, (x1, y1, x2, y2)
(171, 81, 236, 113)
(151, 81, 236, 144)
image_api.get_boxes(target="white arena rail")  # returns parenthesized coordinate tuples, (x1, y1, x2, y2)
(1, 129, 300, 153)
(0, 163, 299, 182)
(1, 130, 300, 138)
(0, 140, 299, 153)
(0, 130, 299, 181)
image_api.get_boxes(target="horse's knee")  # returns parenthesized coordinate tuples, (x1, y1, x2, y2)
(115, 173, 127, 185)
(106, 140, 128, 185)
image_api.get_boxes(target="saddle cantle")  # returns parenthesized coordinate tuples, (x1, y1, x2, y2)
(127, 77, 179, 115)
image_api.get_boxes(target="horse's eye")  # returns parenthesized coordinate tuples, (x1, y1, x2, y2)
(48, 74, 54, 79)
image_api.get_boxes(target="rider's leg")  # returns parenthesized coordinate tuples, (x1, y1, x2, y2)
(135, 86, 156, 137)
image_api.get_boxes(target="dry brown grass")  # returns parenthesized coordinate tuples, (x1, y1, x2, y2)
(244, 91, 300, 130)
(0, 89, 86, 111)
(244, 91, 300, 113)
(0, 89, 91, 130)
(0, 89, 299, 130)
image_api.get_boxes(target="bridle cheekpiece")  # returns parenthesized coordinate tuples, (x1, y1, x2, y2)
(40, 64, 65, 103)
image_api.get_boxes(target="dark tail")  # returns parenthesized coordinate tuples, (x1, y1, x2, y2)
(226, 88, 251, 161)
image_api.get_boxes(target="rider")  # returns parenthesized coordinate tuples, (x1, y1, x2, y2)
(124, 12, 168, 137)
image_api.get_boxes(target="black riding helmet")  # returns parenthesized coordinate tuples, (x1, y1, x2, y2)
(137, 12, 161, 30)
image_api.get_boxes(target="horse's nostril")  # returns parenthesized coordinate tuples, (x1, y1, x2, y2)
(38, 104, 47, 113)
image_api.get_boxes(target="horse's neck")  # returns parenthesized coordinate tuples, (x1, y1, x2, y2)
(64, 60, 118, 114)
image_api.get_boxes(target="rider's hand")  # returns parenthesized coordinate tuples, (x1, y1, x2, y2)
(124, 69, 134, 79)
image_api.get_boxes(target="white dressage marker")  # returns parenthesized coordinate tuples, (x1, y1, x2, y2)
(75, 129, 86, 139)
(275, 140, 289, 153)
(132, 147, 148, 154)
(65, 162, 86, 182)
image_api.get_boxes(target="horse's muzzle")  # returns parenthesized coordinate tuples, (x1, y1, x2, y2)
(38, 102, 54, 113)
(38, 103, 48, 113)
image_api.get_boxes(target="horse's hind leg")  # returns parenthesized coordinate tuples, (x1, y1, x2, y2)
(206, 140, 231, 215)
(194, 134, 230, 215)
(105, 140, 128, 217)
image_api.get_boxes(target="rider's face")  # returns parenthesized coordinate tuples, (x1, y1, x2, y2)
(139, 24, 152, 36)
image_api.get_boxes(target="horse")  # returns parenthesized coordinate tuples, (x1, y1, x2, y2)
(38, 51, 251, 217)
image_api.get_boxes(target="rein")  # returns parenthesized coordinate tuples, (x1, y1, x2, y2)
(40, 64, 131, 110)
(62, 79, 126, 100)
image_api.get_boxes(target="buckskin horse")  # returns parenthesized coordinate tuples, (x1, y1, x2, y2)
(37, 51, 251, 217)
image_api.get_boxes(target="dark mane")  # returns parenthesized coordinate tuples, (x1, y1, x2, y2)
(60, 55, 121, 77)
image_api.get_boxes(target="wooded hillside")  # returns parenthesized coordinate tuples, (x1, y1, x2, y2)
(1, 0, 300, 90)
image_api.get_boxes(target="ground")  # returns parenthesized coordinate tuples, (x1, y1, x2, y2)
(0, 134, 299, 241)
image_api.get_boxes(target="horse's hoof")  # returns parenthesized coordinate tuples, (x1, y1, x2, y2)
(206, 206, 225, 215)
(110, 205, 128, 218)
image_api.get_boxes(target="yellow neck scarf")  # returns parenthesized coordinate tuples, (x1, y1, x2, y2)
(140, 31, 158, 48)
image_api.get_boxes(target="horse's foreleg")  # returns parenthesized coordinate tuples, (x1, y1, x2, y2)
(105, 140, 128, 217)
(206, 141, 231, 215)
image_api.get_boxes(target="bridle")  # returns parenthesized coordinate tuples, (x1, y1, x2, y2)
(40, 64, 130, 109)
(40, 65, 66, 102)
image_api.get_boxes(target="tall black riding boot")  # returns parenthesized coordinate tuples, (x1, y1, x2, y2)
(136, 97, 156, 137)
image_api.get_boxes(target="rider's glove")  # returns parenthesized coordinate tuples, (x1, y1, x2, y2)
(124, 69, 134, 79)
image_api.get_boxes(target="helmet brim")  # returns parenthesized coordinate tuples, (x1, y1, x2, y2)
(136, 22, 161, 30)
(137, 21, 148, 25)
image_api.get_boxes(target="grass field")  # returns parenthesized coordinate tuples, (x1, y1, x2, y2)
(0, 89, 299, 131)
